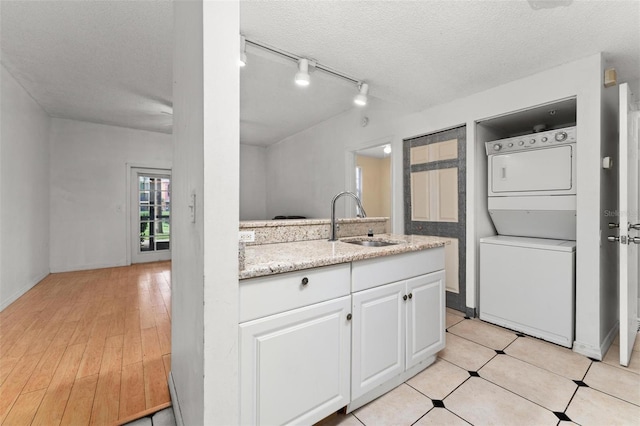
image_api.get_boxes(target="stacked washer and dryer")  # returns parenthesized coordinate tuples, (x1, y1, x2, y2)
(480, 126, 577, 347)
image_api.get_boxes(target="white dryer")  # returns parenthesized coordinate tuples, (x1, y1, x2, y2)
(486, 126, 576, 240)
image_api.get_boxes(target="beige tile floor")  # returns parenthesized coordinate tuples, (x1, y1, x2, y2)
(320, 309, 640, 426)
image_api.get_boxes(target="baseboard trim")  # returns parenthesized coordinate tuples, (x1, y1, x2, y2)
(168, 371, 184, 426)
(0, 271, 49, 312)
(50, 261, 128, 274)
(573, 321, 619, 361)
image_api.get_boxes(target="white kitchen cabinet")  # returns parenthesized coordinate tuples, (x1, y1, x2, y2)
(351, 281, 405, 400)
(349, 248, 446, 411)
(406, 271, 446, 370)
(240, 295, 351, 426)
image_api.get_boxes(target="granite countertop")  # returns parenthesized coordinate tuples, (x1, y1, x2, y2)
(239, 234, 449, 280)
(239, 217, 389, 228)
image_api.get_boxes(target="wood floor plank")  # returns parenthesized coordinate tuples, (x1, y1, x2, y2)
(162, 354, 171, 383)
(139, 301, 155, 330)
(119, 362, 145, 420)
(0, 351, 43, 423)
(22, 344, 66, 393)
(2, 388, 46, 425)
(107, 302, 126, 338)
(59, 374, 99, 426)
(89, 335, 123, 425)
(143, 358, 170, 409)
(31, 343, 86, 426)
(49, 320, 80, 349)
(140, 328, 168, 408)
(75, 315, 110, 379)
(0, 356, 19, 388)
(122, 333, 143, 368)
(68, 301, 101, 346)
(141, 327, 161, 361)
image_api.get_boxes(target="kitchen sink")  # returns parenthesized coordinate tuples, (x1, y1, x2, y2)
(343, 239, 399, 247)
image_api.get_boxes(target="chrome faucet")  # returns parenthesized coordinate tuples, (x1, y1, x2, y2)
(329, 191, 367, 241)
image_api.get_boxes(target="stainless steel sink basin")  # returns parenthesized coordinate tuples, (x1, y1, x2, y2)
(344, 240, 399, 247)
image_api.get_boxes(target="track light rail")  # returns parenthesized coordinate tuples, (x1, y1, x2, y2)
(245, 38, 361, 85)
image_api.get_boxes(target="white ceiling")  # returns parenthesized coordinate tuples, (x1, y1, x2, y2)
(1, 1, 639, 144)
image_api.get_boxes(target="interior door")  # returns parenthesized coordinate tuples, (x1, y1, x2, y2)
(404, 126, 466, 313)
(617, 83, 639, 367)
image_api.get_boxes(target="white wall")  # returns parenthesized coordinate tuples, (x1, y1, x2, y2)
(171, 1, 239, 424)
(266, 53, 616, 358)
(48, 118, 171, 273)
(0, 65, 51, 311)
(266, 99, 408, 220)
(240, 143, 267, 220)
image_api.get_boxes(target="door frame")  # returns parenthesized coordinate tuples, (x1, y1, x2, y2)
(403, 125, 467, 313)
(126, 163, 172, 265)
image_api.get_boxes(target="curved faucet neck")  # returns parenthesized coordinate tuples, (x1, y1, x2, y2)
(329, 191, 367, 241)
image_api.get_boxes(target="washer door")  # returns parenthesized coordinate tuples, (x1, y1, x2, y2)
(490, 145, 573, 193)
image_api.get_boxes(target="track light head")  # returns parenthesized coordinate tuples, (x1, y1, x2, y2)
(295, 58, 311, 86)
(354, 82, 369, 106)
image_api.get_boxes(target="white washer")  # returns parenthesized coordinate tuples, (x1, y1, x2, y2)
(479, 235, 576, 347)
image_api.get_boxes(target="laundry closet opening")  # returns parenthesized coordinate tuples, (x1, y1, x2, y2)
(475, 97, 578, 347)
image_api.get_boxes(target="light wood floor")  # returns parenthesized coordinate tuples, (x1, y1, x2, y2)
(0, 261, 172, 425)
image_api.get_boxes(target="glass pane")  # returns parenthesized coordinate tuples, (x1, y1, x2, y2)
(410, 139, 458, 165)
(138, 173, 171, 254)
(410, 168, 458, 222)
(140, 237, 153, 252)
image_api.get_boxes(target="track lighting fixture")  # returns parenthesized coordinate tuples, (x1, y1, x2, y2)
(354, 83, 369, 106)
(242, 37, 371, 106)
(239, 35, 247, 67)
(295, 58, 311, 86)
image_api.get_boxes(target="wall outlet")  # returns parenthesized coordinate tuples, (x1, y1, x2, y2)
(239, 231, 255, 243)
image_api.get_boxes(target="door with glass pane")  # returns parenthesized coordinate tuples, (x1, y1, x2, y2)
(131, 169, 171, 263)
(403, 126, 466, 313)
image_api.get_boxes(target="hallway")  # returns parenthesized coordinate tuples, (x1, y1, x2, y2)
(0, 262, 171, 425)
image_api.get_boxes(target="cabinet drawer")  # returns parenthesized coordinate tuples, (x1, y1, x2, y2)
(352, 248, 445, 292)
(240, 263, 351, 322)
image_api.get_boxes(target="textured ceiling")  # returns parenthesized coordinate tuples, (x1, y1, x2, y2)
(1, 1, 639, 143)
(1, 0, 174, 134)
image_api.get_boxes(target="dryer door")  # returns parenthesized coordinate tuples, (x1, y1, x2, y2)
(490, 146, 573, 194)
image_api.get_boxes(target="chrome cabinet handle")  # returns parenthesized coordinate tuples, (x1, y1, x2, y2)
(609, 223, 619, 229)
(629, 223, 640, 230)
(607, 236, 620, 242)
(630, 237, 640, 244)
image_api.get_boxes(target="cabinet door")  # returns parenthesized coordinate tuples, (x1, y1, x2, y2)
(351, 281, 405, 400)
(240, 296, 351, 426)
(406, 271, 446, 370)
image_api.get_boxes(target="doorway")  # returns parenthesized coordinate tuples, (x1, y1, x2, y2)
(403, 126, 467, 313)
(355, 145, 392, 218)
(131, 168, 172, 263)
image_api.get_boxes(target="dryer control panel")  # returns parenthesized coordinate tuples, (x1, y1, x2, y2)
(485, 126, 576, 155)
